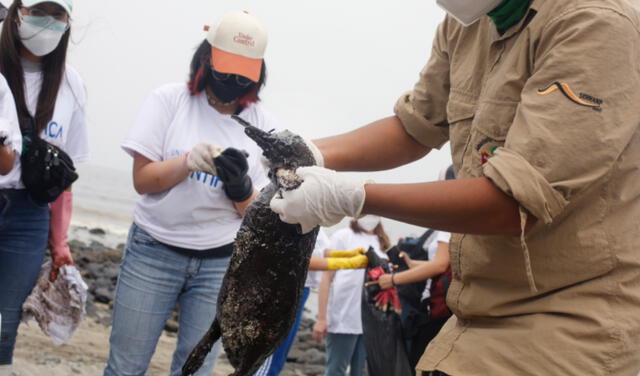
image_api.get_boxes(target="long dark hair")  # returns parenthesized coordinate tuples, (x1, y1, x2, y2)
(350, 219, 392, 252)
(0, 0, 70, 134)
(188, 39, 266, 109)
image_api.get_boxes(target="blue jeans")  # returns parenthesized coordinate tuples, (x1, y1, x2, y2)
(0, 189, 50, 365)
(253, 287, 311, 376)
(104, 223, 228, 376)
(325, 333, 366, 376)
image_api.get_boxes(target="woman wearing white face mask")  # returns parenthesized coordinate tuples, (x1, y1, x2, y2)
(313, 216, 390, 376)
(0, 1, 88, 373)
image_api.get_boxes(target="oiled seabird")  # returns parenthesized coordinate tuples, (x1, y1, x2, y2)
(181, 116, 319, 376)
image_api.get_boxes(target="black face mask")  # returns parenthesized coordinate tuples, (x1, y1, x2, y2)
(207, 70, 255, 104)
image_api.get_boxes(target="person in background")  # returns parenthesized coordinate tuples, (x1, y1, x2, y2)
(104, 11, 275, 376)
(377, 165, 455, 372)
(270, 1, 640, 375)
(0, 74, 22, 376)
(313, 216, 390, 376)
(0, 1, 88, 374)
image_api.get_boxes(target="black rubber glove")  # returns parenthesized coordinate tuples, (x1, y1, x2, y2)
(214, 147, 254, 202)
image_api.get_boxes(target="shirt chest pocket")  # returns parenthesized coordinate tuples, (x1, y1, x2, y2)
(464, 101, 518, 177)
(446, 98, 476, 173)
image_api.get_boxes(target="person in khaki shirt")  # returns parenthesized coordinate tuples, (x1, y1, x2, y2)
(269, 0, 640, 375)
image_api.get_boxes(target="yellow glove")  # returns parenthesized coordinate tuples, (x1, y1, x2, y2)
(327, 248, 366, 258)
(327, 254, 369, 270)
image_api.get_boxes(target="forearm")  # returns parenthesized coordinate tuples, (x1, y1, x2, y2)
(0, 146, 15, 175)
(363, 177, 537, 236)
(314, 116, 430, 172)
(316, 271, 333, 321)
(232, 189, 259, 216)
(133, 153, 191, 195)
(393, 260, 448, 286)
(309, 256, 329, 271)
(405, 259, 428, 268)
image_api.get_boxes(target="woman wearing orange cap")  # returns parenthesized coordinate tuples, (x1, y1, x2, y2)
(104, 11, 275, 376)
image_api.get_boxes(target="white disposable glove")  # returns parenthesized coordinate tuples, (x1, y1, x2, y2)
(270, 166, 370, 233)
(186, 142, 222, 175)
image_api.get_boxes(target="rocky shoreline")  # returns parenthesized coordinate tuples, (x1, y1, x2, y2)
(64, 226, 327, 376)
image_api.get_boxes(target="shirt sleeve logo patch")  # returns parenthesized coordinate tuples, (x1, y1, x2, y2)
(476, 136, 501, 164)
(538, 82, 603, 112)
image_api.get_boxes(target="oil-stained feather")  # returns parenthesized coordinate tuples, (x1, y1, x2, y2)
(181, 116, 319, 376)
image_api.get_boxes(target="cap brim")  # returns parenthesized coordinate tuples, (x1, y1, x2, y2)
(211, 47, 262, 83)
(22, 0, 72, 14)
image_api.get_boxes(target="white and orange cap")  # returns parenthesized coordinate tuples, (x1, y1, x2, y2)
(205, 11, 267, 83)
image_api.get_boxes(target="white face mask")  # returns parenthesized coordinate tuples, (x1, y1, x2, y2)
(436, 0, 503, 26)
(358, 215, 381, 233)
(18, 14, 68, 57)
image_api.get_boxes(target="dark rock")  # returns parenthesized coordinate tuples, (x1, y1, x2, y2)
(299, 317, 314, 331)
(102, 264, 120, 280)
(165, 319, 179, 333)
(94, 287, 114, 304)
(68, 239, 88, 250)
(87, 264, 103, 278)
(88, 240, 108, 252)
(286, 348, 305, 362)
(297, 332, 314, 344)
(292, 335, 317, 352)
(92, 277, 112, 294)
(301, 348, 325, 365)
(89, 227, 106, 235)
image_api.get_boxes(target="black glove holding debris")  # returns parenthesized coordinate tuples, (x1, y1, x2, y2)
(214, 148, 254, 202)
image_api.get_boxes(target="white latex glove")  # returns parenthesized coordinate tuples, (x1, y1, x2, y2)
(186, 142, 222, 175)
(270, 166, 370, 233)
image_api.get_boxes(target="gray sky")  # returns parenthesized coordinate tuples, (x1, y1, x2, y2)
(67, 1, 452, 240)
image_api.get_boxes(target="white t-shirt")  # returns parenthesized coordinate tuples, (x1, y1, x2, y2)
(421, 231, 451, 301)
(0, 74, 21, 173)
(122, 83, 273, 250)
(0, 66, 89, 188)
(305, 228, 330, 289)
(327, 227, 388, 334)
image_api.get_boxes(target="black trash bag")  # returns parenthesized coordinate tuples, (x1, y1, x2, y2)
(386, 230, 435, 340)
(361, 247, 412, 376)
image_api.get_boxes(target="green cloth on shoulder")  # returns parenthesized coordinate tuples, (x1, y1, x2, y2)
(488, 0, 532, 34)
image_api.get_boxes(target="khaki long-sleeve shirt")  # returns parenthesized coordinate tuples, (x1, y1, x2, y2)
(394, 1, 640, 374)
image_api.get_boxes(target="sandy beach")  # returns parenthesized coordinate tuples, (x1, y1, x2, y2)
(13, 304, 234, 376)
(8, 225, 325, 376)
